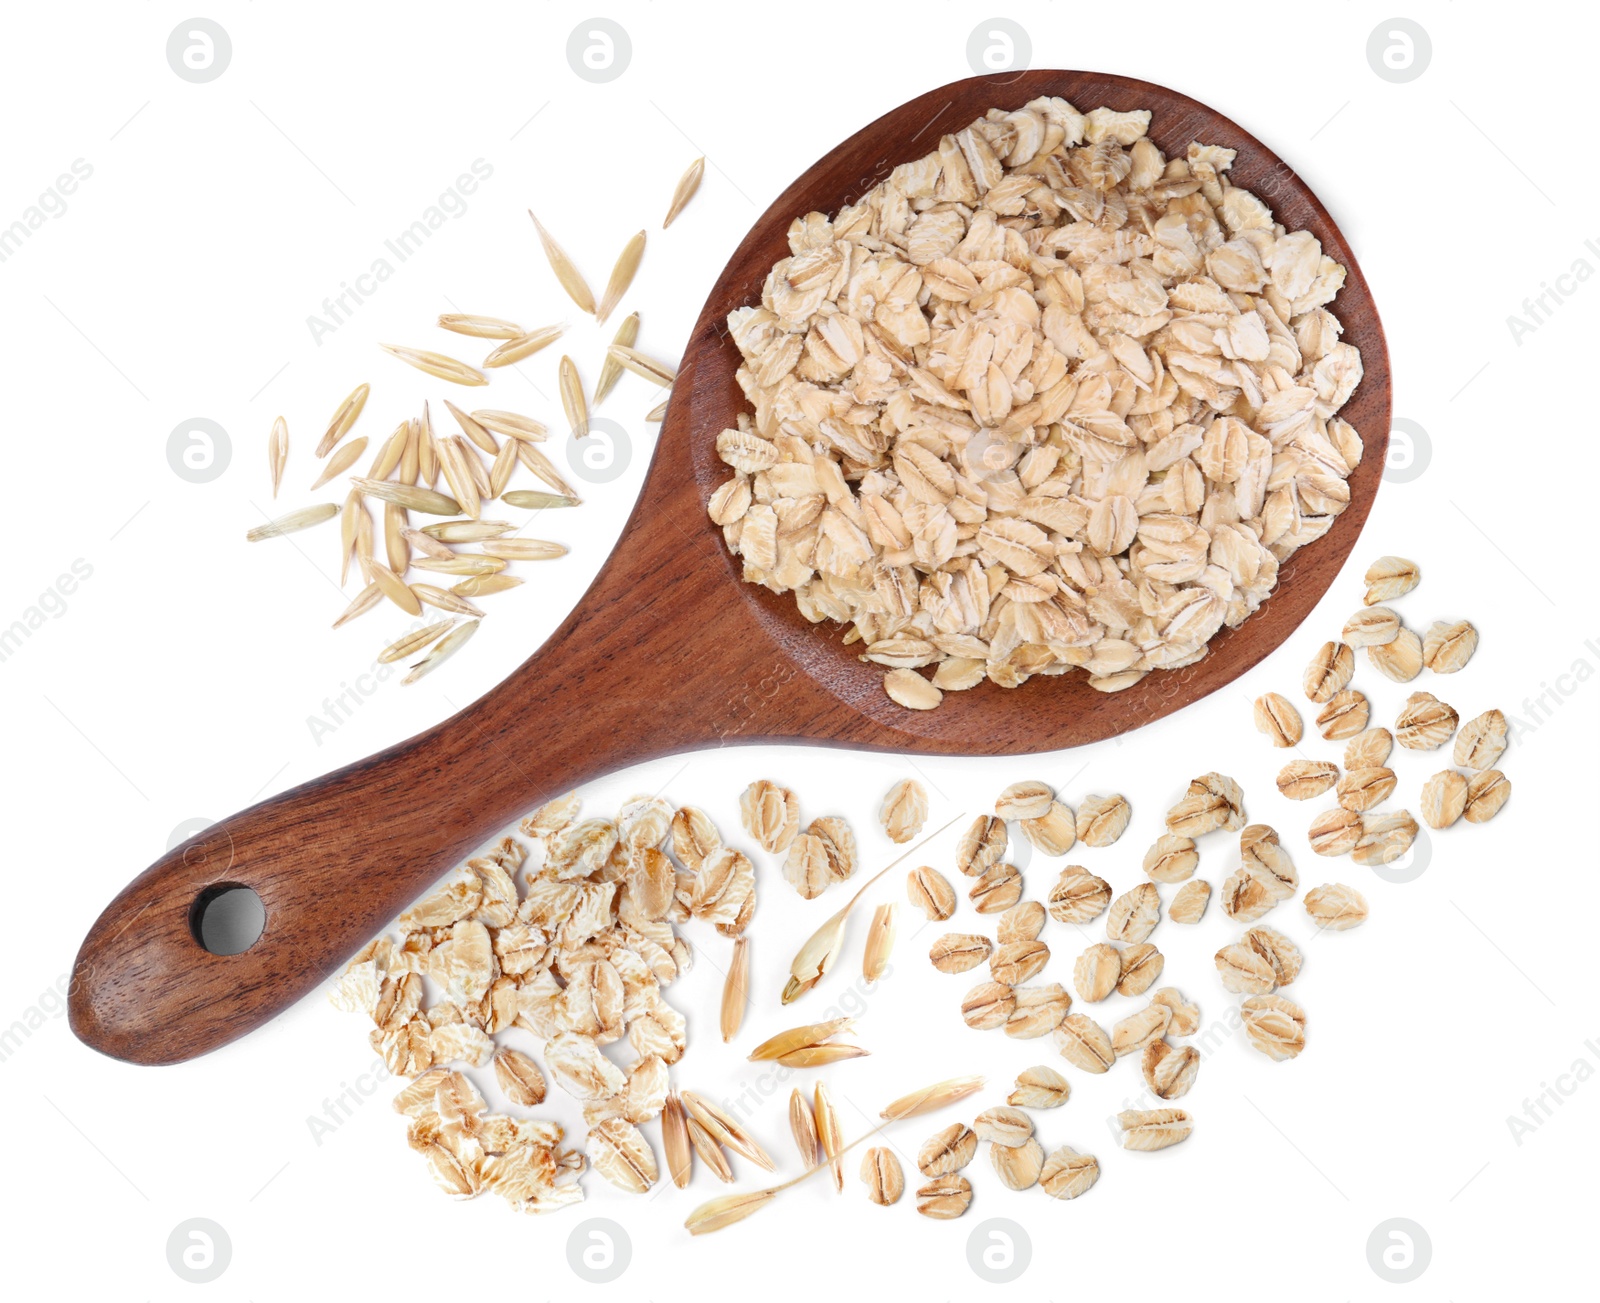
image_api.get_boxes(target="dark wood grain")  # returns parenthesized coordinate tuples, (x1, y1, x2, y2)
(70, 70, 1389, 1065)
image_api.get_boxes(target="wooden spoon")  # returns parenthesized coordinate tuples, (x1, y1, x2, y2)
(71, 70, 1389, 1065)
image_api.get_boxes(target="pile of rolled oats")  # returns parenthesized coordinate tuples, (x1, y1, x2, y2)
(1265, 555, 1509, 862)
(905, 766, 1376, 1218)
(329, 790, 756, 1209)
(325, 554, 1507, 1222)
(710, 98, 1365, 709)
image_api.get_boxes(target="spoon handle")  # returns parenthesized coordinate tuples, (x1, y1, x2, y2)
(66, 502, 790, 1065)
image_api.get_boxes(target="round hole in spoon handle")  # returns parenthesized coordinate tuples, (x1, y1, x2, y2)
(71, 69, 1388, 1065)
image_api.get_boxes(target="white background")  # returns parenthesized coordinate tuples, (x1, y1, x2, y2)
(1, 2, 1595, 1297)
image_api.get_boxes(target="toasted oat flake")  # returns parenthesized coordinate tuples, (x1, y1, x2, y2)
(1106, 883, 1161, 943)
(1040, 1146, 1100, 1198)
(1142, 1039, 1200, 1099)
(1455, 710, 1508, 771)
(906, 865, 957, 921)
(493, 1048, 547, 1107)
(918, 1123, 978, 1177)
(1149, 987, 1200, 1036)
(1077, 794, 1131, 846)
(1277, 760, 1339, 801)
(1368, 628, 1423, 682)
(1308, 807, 1362, 857)
(915, 1174, 972, 1219)
(1420, 770, 1469, 829)
(991, 940, 1050, 985)
(1352, 810, 1418, 866)
(1396, 691, 1458, 750)
(1464, 769, 1510, 823)
(884, 668, 942, 710)
(1009, 1065, 1071, 1110)
(1304, 882, 1368, 930)
(1112, 1005, 1171, 1058)
(1423, 619, 1478, 674)
(970, 861, 1022, 914)
(992, 1136, 1046, 1190)
(1241, 994, 1306, 1060)
(1054, 1013, 1115, 1074)
(1073, 943, 1121, 1003)
(1048, 866, 1112, 924)
(1342, 606, 1400, 648)
(1169, 879, 1210, 924)
(861, 1147, 904, 1205)
(1116, 943, 1164, 996)
(1345, 727, 1394, 770)
(1316, 689, 1370, 741)
(1337, 766, 1397, 812)
(1303, 642, 1356, 703)
(1254, 693, 1303, 747)
(740, 779, 800, 854)
(1119, 1108, 1193, 1151)
(880, 778, 929, 843)
(997, 900, 1047, 944)
(1020, 801, 1077, 855)
(1364, 556, 1420, 604)
(1166, 773, 1247, 836)
(961, 980, 1015, 1030)
(956, 815, 1008, 876)
(996, 780, 1054, 821)
(1142, 833, 1199, 882)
